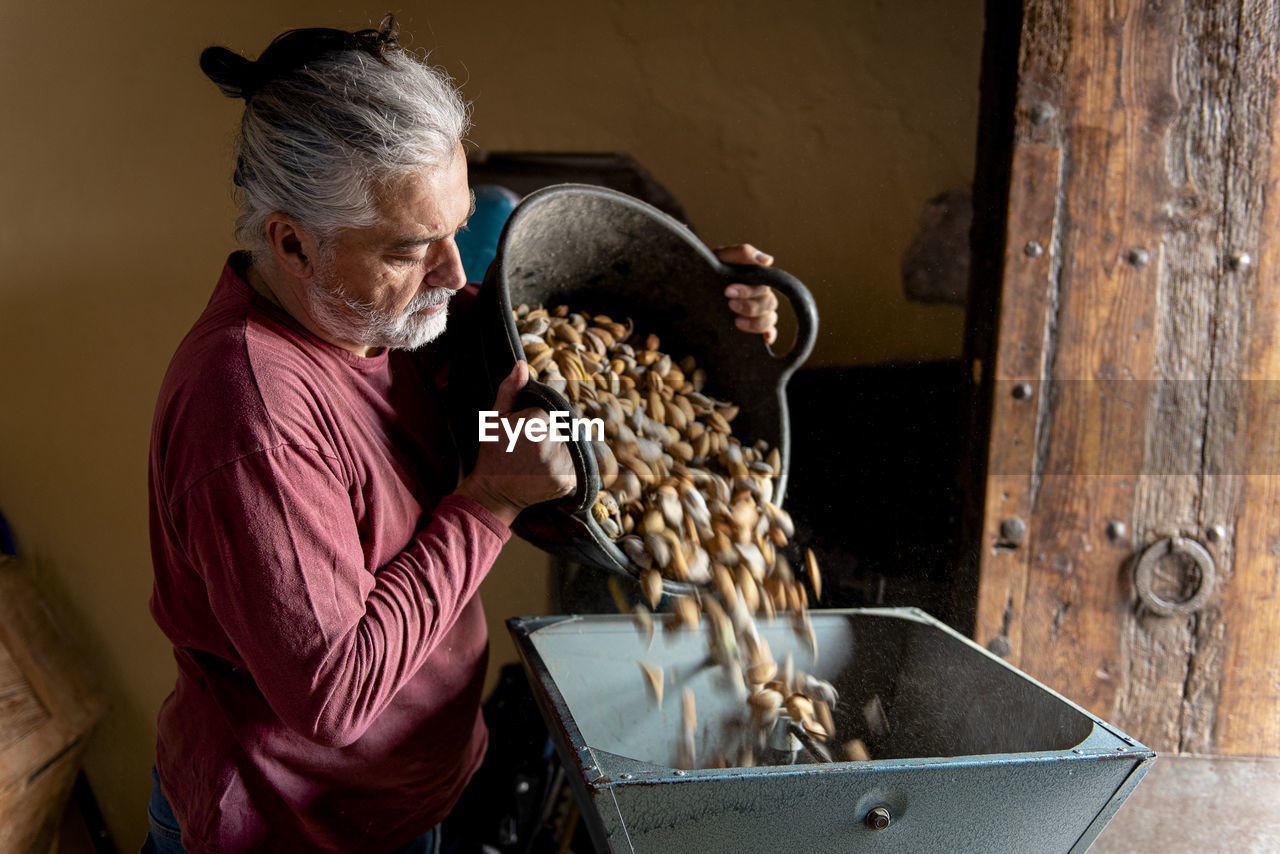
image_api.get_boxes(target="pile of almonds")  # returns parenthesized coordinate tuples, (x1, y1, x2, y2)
(514, 303, 871, 768)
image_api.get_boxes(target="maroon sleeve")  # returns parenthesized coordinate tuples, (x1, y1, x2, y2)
(169, 443, 509, 748)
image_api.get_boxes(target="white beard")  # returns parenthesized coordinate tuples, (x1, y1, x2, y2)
(306, 260, 451, 352)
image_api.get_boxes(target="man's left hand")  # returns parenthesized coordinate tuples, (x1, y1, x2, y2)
(714, 244, 780, 345)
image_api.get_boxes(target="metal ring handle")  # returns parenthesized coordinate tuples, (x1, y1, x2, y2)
(1132, 536, 1216, 617)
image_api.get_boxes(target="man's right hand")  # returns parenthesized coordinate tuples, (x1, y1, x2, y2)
(455, 360, 578, 526)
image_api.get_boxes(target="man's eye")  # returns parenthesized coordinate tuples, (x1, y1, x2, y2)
(388, 255, 423, 266)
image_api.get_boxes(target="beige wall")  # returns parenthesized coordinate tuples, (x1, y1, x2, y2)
(0, 0, 981, 846)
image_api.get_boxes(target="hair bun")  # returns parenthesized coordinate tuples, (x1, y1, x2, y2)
(200, 17, 402, 103)
(199, 46, 258, 100)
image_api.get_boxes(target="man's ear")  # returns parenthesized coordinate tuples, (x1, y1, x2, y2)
(264, 213, 320, 280)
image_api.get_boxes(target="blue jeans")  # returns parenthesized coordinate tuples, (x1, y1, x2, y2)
(143, 767, 441, 854)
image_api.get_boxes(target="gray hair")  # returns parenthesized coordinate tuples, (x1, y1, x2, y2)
(201, 21, 471, 258)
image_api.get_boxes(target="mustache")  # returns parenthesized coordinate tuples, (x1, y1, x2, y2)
(405, 288, 452, 311)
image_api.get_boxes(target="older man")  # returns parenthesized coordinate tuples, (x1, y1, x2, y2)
(146, 19, 779, 854)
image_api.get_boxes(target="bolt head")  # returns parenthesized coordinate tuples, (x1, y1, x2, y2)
(1000, 517, 1028, 543)
(1030, 102, 1056, 126)
(1230, 252, 1253, 271)
(987, 636, 1012, 658)
(1012, 382, 1033, 400)
(866, 806, 893, 831)
(1024, 240, 1044, 258)
(1106, 520, 1127, 542)
(1207, 524, 1226, 543)
(1127, 248, 1150, 268)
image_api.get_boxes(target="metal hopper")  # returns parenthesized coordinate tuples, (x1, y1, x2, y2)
(508, 607, 1154, 853)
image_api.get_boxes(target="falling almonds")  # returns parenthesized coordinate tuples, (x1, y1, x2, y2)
(814, 699, 836, 738)
(863, 694, 890, 737)
(510, 302, 863, 770)
(843, 738, 871, 762)
(639, 661, 664, 707)
(671, 595, 701, 631)
(641, 568, 663, 609)
(682, 687, 697, 734)
(806, 547, 823, 602)
(632, 603, 655, 649)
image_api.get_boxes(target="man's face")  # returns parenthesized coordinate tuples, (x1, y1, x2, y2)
(304, 143, 473, 353)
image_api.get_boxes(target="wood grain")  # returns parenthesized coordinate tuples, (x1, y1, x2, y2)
(0, 557, 107, 851)
(0, 641, 49, 754)
(973, 144, 1061, 666)
(974, 0, 1280, 756)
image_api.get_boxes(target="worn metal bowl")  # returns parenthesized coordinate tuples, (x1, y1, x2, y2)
(448, 184, 818, 589)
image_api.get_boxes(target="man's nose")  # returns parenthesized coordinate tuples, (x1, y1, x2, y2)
(426, 236, 468, 291)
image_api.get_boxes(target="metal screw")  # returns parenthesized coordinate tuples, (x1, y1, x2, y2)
(1127, 248, 1149, 268)
(1024, 240, 1044, 258)
(1030, 102, 1056, 126)
(1230, 252, 1253, 272)
(1207, 524, 1226, 543)
(987, 636, 1012, 658)
(1106, 520, 1127, 543)
(1012, 382, 1033, 400)
(1000, 517, 1027, 543)
(866, 806, 893, 831)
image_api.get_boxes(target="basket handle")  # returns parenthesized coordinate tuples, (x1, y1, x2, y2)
(512, 380, 598, 516)
(721, 263, 820, 377)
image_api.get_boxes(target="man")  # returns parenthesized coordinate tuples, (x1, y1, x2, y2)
(147, 19, 780, 854)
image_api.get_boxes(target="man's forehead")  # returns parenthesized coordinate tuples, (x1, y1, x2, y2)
(370, 164, 472, 238)
(375, 161, 467, 210)
(380, 189, 477, 249)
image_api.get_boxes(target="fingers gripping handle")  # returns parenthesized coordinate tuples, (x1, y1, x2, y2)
(513, 380, 598, 514)
(722, 263, 819, 377)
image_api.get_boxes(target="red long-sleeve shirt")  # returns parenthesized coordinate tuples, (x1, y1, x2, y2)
(148, 254, 508, 853)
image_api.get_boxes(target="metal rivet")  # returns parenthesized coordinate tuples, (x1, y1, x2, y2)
(1000, 517, 1027, 543)
(1230, 252, 1252, 271)
(866, 806, 893, 831)
(516, 780, 531, 794)
(673, 770, 686, 776)
(1106, 520, 1127, 543)
(1024, 240, 1044, 258)
(620, 773, 634, 780)
(1012, 382, 1033, 400)
(1030, 102, 1056, 126)
(987, 636, 1012, 658)
(1127, 248, 1149, 268)
(1207, 524, 1226, 543)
